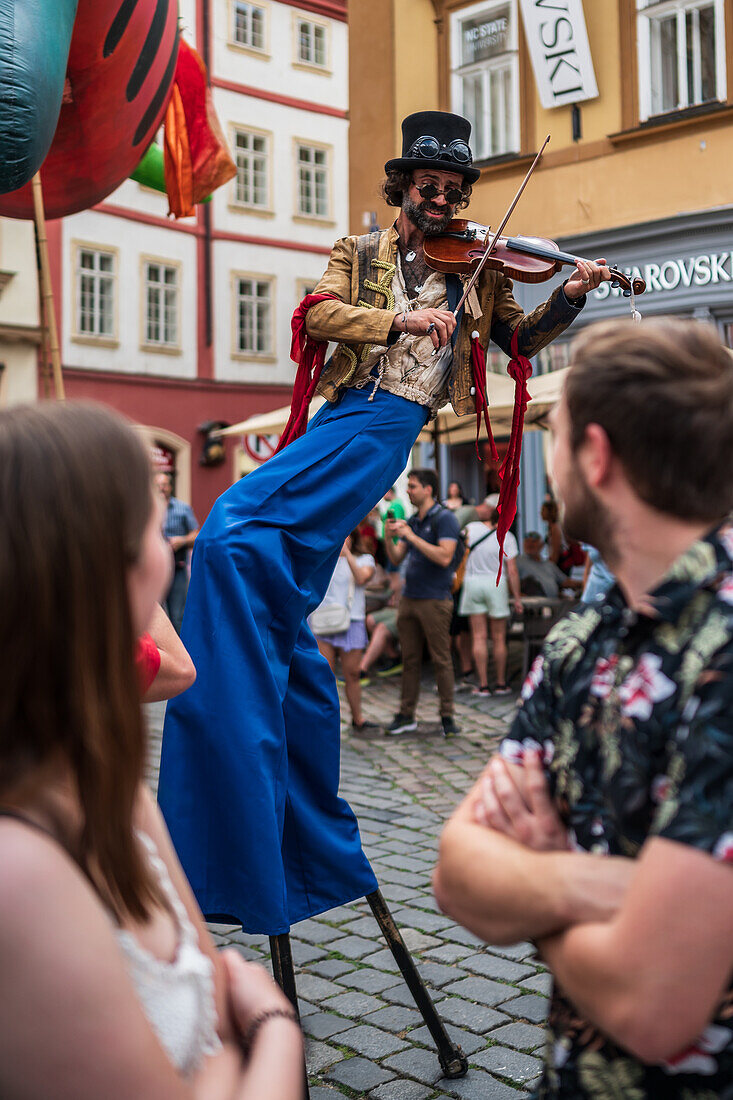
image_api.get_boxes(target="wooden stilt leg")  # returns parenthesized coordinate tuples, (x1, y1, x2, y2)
(31, 171, 64, 401)
(270, 933, 310, 1100)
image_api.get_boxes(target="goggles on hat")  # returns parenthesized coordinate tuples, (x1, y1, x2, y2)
(407, 135, 473, 165)
(415, 181, 464, 205)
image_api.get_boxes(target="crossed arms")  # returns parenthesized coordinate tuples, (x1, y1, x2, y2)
(433, 751, 733, 1063)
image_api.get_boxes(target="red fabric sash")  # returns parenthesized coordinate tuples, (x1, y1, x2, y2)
(276, 293, 339, 453)
(470, 332, 499, 464)
(496, 327, 533, 579)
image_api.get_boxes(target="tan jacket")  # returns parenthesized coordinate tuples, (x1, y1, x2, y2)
(306, 225, 583, 417)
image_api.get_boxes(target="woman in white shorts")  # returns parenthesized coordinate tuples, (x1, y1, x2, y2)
(458, 509, 522, 695)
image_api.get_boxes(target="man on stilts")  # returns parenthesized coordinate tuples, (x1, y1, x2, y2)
(158, 110, 610, 1079)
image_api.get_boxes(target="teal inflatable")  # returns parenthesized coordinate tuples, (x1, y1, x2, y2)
(0, 0, 78, 193)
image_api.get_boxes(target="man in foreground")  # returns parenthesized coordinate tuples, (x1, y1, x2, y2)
(434, 319, 733, 1097)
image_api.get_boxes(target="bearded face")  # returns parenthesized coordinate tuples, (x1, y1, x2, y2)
(402, 191, 455, 236)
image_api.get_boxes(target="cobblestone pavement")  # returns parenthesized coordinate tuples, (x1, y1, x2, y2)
(145, 671, 549, 1098)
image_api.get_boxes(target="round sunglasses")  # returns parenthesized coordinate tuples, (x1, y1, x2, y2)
(415, 181, 464, 205)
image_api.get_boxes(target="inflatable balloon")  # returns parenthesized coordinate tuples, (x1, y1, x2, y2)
(0, 0, 180, 218)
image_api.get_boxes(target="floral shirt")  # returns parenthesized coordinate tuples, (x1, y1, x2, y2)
(503, 525, 733, 1099)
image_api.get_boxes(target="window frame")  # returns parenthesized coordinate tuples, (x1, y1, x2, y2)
(229, 0, 269, 57)
(449, 0, 520, 163)
(293, 139, 333, 223)
(231, 272, 276, 362)
(140, 256, 182, 354)
(293, 13, 330, 72)
(230, 125, 273, 213)
(71, 241, 119, 347)
(636, 0, 727, 121)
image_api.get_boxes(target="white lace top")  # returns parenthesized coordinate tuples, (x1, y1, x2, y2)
(114, 832, 222, 1077)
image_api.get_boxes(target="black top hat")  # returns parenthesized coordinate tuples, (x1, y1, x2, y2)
(384, 110, 480, 184)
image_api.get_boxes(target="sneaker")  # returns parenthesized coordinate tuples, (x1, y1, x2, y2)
(441, 716, 460, 737)
(359, 672, 372, 687)
(385, 713, 417, 735)
(376, 659, 403, 678)
(471, 685, 492, 696)
(493, 683, 512, 696)
(351, 719, 381, 734)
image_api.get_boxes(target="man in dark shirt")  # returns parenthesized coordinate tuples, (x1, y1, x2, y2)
(435, 319, 733, 1097)
(385, 467, 461, 736)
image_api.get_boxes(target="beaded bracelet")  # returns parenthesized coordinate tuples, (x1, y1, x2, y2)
(241, 1006, 301, 1055)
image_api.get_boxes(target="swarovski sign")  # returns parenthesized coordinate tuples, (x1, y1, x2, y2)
(518, 0, 598, 108)
(595, 251, 733, 300)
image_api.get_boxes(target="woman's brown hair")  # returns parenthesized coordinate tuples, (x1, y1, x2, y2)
(0, 401, 163, 920)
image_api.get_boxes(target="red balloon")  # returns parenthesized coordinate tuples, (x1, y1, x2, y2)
(0, 0, 180, 219)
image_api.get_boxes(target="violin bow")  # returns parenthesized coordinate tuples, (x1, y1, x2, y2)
(451, 134, 551, 319)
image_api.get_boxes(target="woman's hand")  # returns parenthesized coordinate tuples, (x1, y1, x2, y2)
(221, 950, 295, 1036)
(392, 308, 456, 349)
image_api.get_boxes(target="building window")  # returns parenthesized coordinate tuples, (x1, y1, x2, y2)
(450, 1, 519, 161)
(233, 129, 269, 208)
(232, 1, 266, 51)
(297, 18, 327, 67)
(236, 277, 272, 354)
(637, 0, 726, 120)
(296, 143, 329, 218)
(76, 247, 116, 338)
(144, 262, 179, 347)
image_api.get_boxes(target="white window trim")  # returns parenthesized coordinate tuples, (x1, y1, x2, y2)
(71, 240, 119, 347)
(231, 271, 276, 362)
(636, 0, 727, 121)
(292, 11, 331, 73)
(449, 0, 520, 161)
(140, 255, 182, 354)
(293, 138, 333, 223)
(228, 0, 270, 58)
(230, 124, 274, 214)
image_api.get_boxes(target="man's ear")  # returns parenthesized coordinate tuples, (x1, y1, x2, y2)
(579, 423, 613, 488)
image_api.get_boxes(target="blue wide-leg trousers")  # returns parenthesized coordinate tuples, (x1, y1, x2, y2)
(158, 388, 428, 933)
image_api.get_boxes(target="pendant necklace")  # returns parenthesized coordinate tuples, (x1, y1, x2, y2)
(405, 250, 416, 262)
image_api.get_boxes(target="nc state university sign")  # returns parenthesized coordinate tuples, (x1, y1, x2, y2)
(519, 0, 598, 109)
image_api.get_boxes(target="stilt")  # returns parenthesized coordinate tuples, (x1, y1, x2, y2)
(270, 934, 310, 1100)
(367, 889, 468, 1078)
(31, 170, 65, 401)
(270, 894, 468, 1089)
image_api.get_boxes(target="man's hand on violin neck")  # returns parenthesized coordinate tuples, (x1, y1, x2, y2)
(392, 308, 456, 349)
(563, 257, 611, 300)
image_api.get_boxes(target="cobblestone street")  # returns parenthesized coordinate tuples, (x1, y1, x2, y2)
(146, 674, 549, 1098)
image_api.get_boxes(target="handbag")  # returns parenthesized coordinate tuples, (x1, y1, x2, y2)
(309, 571, 355, 635)
(452, 528, 494, 595)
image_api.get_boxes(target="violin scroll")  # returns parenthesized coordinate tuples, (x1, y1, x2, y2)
(608, 268, 647, 298)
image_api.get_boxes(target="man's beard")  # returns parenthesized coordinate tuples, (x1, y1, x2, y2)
(402, 194, 454, 236)
(560, 464, 618, 568)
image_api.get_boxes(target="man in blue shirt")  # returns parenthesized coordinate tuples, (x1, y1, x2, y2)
(156, 472, 199, 634)
(385, 468, 461, 736)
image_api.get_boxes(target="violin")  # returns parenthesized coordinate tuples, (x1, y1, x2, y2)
(424, 219, 646, 299)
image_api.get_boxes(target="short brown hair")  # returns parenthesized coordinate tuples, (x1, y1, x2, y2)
(381, 169, 472, 211)
(0, 402, 163, 920)
(565, 319, 733, 521)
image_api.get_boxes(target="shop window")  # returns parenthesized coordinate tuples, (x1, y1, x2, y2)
(235, 276, 273, 355)
(297, 18, 327, 68)
(233, 129, 270, 209)
(75, 247, 116, 338)
(144, 261, 179, 348)
(232, 1, 266, 51)
(637, 0, 726, 120)
(450, 1, 519, 161)
(296, 143, 330, 218)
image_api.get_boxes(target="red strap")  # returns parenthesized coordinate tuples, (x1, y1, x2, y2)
(496, 327, 532, 581)
(275, 293, 339, 453)
(470, 334, 499, 463)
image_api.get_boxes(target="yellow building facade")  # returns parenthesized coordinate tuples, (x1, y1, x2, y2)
(348, 0, 733, 513)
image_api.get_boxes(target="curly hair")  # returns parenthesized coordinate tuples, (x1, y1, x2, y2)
(381, 169, 472, 212)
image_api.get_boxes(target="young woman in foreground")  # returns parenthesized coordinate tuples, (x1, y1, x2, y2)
(0, 402, 304, 1100)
